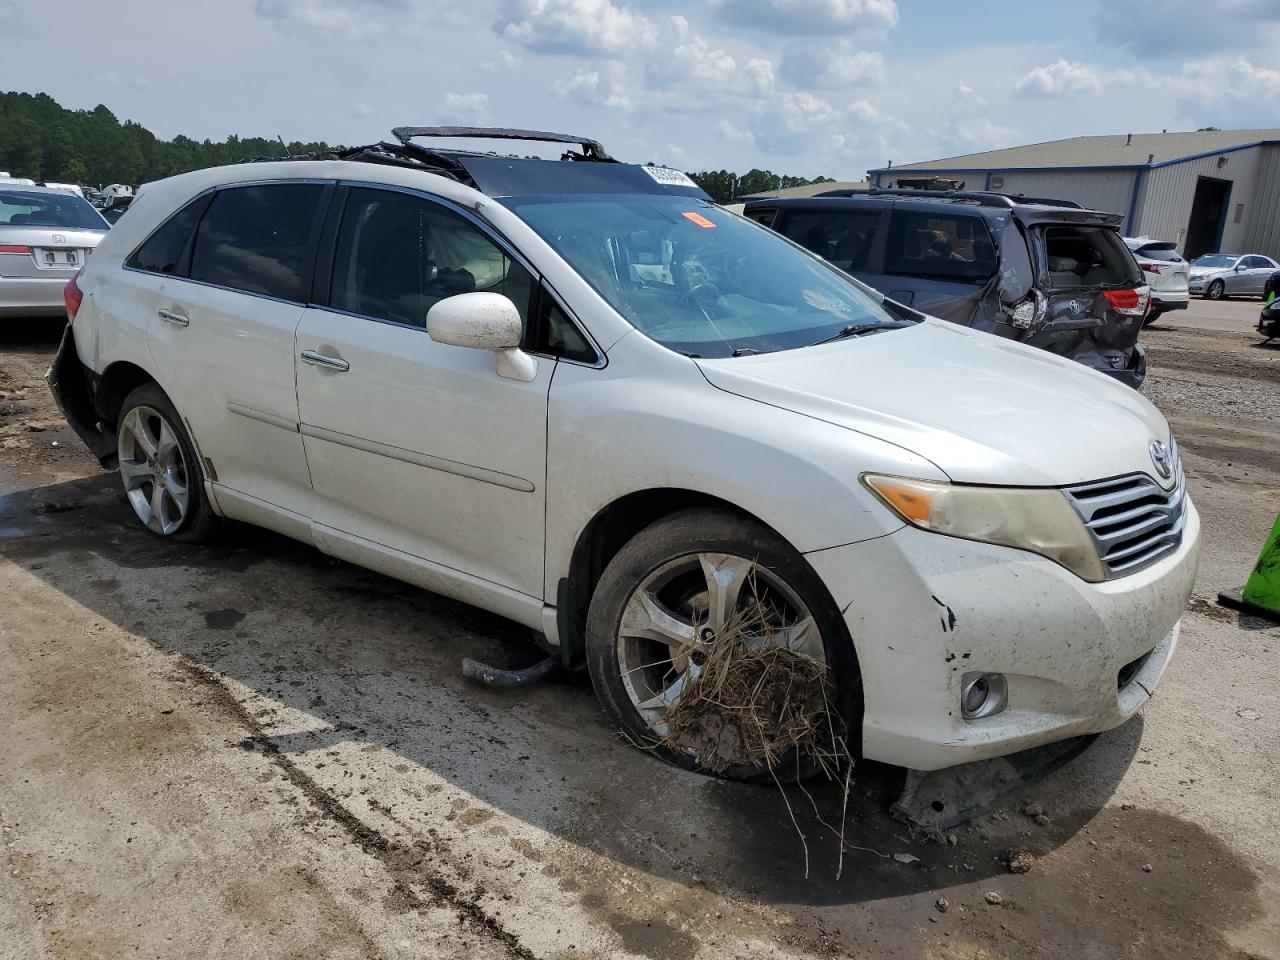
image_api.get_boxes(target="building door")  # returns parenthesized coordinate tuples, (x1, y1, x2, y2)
(1184, 177, 1231, 260)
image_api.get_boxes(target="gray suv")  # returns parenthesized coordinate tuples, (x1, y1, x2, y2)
(745, 189, 1150, 388)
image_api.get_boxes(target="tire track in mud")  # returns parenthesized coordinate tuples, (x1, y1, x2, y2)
(176, 660, 539, 960)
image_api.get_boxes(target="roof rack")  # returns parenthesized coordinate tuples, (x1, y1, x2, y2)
(391, 126, 614, 162)
(811, 187, 1082, 209)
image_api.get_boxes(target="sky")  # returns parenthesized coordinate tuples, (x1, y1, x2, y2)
(4, 0, 1280, 180)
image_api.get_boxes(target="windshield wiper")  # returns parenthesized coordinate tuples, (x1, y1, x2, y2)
(812, 319, 914, 346)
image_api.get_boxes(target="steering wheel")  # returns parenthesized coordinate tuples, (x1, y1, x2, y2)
(682, 282, 724, 320)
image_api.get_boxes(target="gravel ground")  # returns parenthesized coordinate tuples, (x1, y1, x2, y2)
(1, 301, 1278, 960)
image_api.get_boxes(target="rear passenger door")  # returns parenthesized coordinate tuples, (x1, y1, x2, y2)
(879, 207, 997, 321)
(145, 181, 329, 523)
(1245, 256, 1276, 294)
(294, 185, 558, 600)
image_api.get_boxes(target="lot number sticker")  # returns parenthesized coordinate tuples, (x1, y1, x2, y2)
(642, 166, 698, 188)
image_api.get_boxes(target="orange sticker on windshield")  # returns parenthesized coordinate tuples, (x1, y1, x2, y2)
(681, 211, 716, 229)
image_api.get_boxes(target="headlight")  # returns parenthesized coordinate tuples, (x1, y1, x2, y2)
(862, 475, 1105, 582)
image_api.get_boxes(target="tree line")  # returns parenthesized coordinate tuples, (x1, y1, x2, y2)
(0, 91, 339, 188)
(1, 90, 833, 200)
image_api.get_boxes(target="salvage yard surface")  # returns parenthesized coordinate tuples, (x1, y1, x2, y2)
(1, 300, 1278, 960)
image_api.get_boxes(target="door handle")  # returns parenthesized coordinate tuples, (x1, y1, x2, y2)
(157, 308, 189, 327)
(300, 350, 350, 372)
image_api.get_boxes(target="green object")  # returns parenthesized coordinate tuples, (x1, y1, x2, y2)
(1268, 291, 1276, 304)
(1242, 513, 1280, 613)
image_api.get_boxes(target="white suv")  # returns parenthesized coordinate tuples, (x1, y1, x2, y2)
(48, 127, 1199, 776)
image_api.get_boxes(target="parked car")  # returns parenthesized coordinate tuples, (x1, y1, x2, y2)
(49, 128, 1198, 779)
(1188, 253, 1280, 300)
(1259, 272, 1280, 342)
(1, 184, 109, 317)
(1124, 237, 1188, 323)
(98, 194, 134, 225)
(745, 190, 1152, 388)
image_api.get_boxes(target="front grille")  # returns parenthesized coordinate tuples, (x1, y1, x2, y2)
(1064, 463, 1187, 578)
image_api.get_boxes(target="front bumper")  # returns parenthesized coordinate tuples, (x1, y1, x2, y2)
(807, 499, 1200, 771)
(0, 275, 70, 317)
(1259, 307, 1280, 338)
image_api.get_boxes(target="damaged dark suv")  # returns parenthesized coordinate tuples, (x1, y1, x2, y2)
(744, 189, 1150, 388)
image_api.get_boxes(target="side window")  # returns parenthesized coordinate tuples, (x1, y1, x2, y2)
(884, 210, 996, 283)
(126, 195, 210, 276)
(331, 187, 533, 329)
(777, 208, 880, 272)
(530, 287, 596, 363)
(1246, 256, 1271, 269)
(189, 183, 326, 301)
(745, 207, 776, 227)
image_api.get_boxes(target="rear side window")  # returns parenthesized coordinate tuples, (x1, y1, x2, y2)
(331, 187, 534, 329)
(778, 208, 879, 272)
(126, 195, 210, 275)
(1133, 243, 1183, 263)
(745, 208, 776, 226)
(189, 184, 326, 301)
(1040, 226, 1141, 288)
(884, 210, 996, 283)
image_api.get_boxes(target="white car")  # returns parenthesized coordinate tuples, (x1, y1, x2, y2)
(1188, 252, 1280, 300)
(48, 127, 1199, 776)
(1124, 237, 1188, 323)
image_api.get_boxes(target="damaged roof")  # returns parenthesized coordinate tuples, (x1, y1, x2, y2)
(250, 126, 709, 201)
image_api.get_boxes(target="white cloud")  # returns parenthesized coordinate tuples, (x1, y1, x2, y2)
(1013, 55, 1280, 129)
(441, 91, 489, 121)
(252, 0, 404, 39)
(927, 117, 1019, 153)
(556, 62, 636, 110)
(497, 0, 658, 55)
(481, 48, 522, 71)
(708, 0, 898, 34)
(1014, 59, 1108, 98)
(780, 41, 883, 88)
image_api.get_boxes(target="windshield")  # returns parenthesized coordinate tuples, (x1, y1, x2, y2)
(500, 194, 910, 357)
(0, 190, 107, 230)
(1192, 254, 1236, 268)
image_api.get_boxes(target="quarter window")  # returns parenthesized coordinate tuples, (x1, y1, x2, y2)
(330, 187, 533, 329)
(189, 184, 326, 301)
(777, 208, 880, 272)
(126, 195, 210, 276)
(884, 211, 996, 283)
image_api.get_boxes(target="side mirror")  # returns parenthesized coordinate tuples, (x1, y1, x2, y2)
(426, 292, 537, 382)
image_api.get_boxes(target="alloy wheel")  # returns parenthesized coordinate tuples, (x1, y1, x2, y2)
(117, 405, 191, 535)
(615, 552, 826, 736)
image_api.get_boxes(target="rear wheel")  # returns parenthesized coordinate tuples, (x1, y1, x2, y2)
(116, 384, 217, 542)
(1206, 279, 1225, 301)
(1143, 308, 1162, 326)
(585, 508, 861, 781)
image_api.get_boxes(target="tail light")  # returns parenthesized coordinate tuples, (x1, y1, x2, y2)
(1101, 286, 1150, 317)
(1139, 262, 1164, 275)
(64, 268, 85, 322)
(0, 244, 31, 254)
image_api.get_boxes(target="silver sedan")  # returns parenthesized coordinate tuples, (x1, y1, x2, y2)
(1187, 252, 1280, 300)
(0, 184, 109, 317)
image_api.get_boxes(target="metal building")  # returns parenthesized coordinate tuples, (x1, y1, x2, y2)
(867, 129, 1280, 259)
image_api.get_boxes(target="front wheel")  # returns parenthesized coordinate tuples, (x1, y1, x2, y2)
(116, 383, 217, 542)
(1205, 279, 1225, 301)
(585, 508, 861, 782)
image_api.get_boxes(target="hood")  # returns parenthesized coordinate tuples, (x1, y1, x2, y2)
(695, 319, 1172, 488)
(1189, 265, 1232, 279)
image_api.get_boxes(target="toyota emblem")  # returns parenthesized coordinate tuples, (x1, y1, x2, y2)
(1149, 440, 1173, 480)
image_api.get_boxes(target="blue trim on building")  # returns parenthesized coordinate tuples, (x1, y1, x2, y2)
(984, 171, 992, 190)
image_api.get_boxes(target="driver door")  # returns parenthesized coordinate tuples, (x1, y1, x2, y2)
(294, 186, 552, 599)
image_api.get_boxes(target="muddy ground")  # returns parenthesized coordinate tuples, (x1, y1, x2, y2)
(1, 300, 1278, 960)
